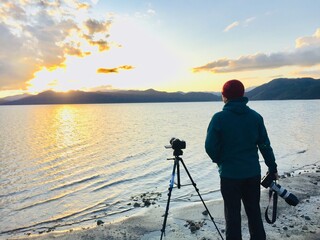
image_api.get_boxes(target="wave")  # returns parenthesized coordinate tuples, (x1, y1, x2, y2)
(0, 195, 132, 236)
(0, 189, 28, 199)
(50, 175, 100, 192)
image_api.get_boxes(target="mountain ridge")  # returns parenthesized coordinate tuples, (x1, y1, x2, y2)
(0, 89, 221, 105)
(246, 77, 320, 100)
(1, 78, 320, 105)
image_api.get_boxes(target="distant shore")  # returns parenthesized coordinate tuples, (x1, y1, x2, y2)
(1, 78, 320, 105)
(7, 163, 320, 240)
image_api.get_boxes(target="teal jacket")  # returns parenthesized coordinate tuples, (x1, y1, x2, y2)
(205, 97, 277, 179)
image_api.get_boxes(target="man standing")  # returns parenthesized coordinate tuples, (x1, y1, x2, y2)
(205, 79, 278, 240)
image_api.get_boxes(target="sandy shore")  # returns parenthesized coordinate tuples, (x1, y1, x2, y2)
(7, 164, 320, 240)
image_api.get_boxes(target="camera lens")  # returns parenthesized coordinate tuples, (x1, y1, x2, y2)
(284, 193, 299, 206)
(270, 183, 299, 206)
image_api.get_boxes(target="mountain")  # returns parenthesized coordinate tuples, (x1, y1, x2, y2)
(1, 78, 319, 105)
(0, 93, 31, 104)
(246, 78, 320, 100)
(0, 89, 221, 105)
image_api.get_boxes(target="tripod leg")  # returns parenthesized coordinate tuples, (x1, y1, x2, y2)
(177, 159, 181, 189)
(179, 158, 224, 240)
(160, 158, 178, 240)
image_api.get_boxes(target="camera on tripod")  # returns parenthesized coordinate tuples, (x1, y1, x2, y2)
(261, 172, 299, 206)
(160, 137, 224, 240)
(165, 138, 186, 157)
(166, 138, 186, 150)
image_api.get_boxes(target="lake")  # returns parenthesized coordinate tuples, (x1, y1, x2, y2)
(1, 100, 319, 238)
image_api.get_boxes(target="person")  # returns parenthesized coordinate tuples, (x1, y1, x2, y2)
(205, 79, 278, 240)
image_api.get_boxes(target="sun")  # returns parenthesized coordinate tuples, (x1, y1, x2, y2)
(27, 65, 72, 94)
(26, 17, 193, 95)
(27, 54, 102, 94)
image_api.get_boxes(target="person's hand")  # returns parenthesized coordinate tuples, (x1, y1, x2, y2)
(265, 171, 279, 180)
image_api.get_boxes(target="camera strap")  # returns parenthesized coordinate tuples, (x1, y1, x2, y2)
(265, 189, 278, 224)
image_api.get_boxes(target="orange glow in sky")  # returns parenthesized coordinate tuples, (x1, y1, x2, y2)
(1, 1, 320, 99)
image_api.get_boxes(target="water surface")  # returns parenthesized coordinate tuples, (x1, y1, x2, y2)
(1, 100, 319, 238)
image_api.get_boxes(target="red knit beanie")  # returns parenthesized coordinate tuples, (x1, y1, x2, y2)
(222, 79, 245, 99)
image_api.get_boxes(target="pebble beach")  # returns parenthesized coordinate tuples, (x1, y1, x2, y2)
(7, 163, 320, 240)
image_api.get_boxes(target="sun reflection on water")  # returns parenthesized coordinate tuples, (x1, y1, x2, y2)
(54, 105, 79, 148)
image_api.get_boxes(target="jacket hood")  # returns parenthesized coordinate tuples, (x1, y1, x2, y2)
(223, 97, 250, 114)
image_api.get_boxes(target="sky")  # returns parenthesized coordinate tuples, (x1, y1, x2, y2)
(1, 0, 320, 98)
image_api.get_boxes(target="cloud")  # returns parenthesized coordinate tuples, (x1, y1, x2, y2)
(0, 0, 112, 90)
(120, 65, 134, 70)
(97, 68, 119, 74)
(296, 28, 320, 48)
(88, 39, 110, 51)
(293, 68, 320, 78)
(244, 17, 256, 26)
(64, 45, 91, 57)
(224, 21, 239, 32)
(97, 65, 134, 74)
(193, 28, 320, 73)
(134, 5, 157, 19)
(223, 17, 256, 32)
(85, 19, 111, 35)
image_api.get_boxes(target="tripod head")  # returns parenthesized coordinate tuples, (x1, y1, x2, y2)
(164, 137, 186, 157)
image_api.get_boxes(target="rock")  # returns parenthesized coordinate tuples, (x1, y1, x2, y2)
(202, 210, 209, 216)
(46, 227, 55, 233)
(297, 150, 306, 154)
(130, 191, 162, 207)
(302, 225, 308, 231)
(304, 216, 311, 220)
(133, 202, 141, 208)
(143, 199, 151, 207)
(97, 220, 104, 226)
(195, 223, 201, 230)
(185, 220, 205, 233)
(284, 172, 292, 177)
(190, 225, 197, 233)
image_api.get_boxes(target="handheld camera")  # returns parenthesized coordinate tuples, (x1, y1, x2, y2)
(261, 172, 299, 206)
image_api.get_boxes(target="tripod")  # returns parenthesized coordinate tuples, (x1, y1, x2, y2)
(160, 148, 224, 240)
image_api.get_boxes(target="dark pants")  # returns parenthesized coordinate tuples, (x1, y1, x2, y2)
(220, 175, 266, 240)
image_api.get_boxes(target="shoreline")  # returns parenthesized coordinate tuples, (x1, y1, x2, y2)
(6, 164, 320, 240)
